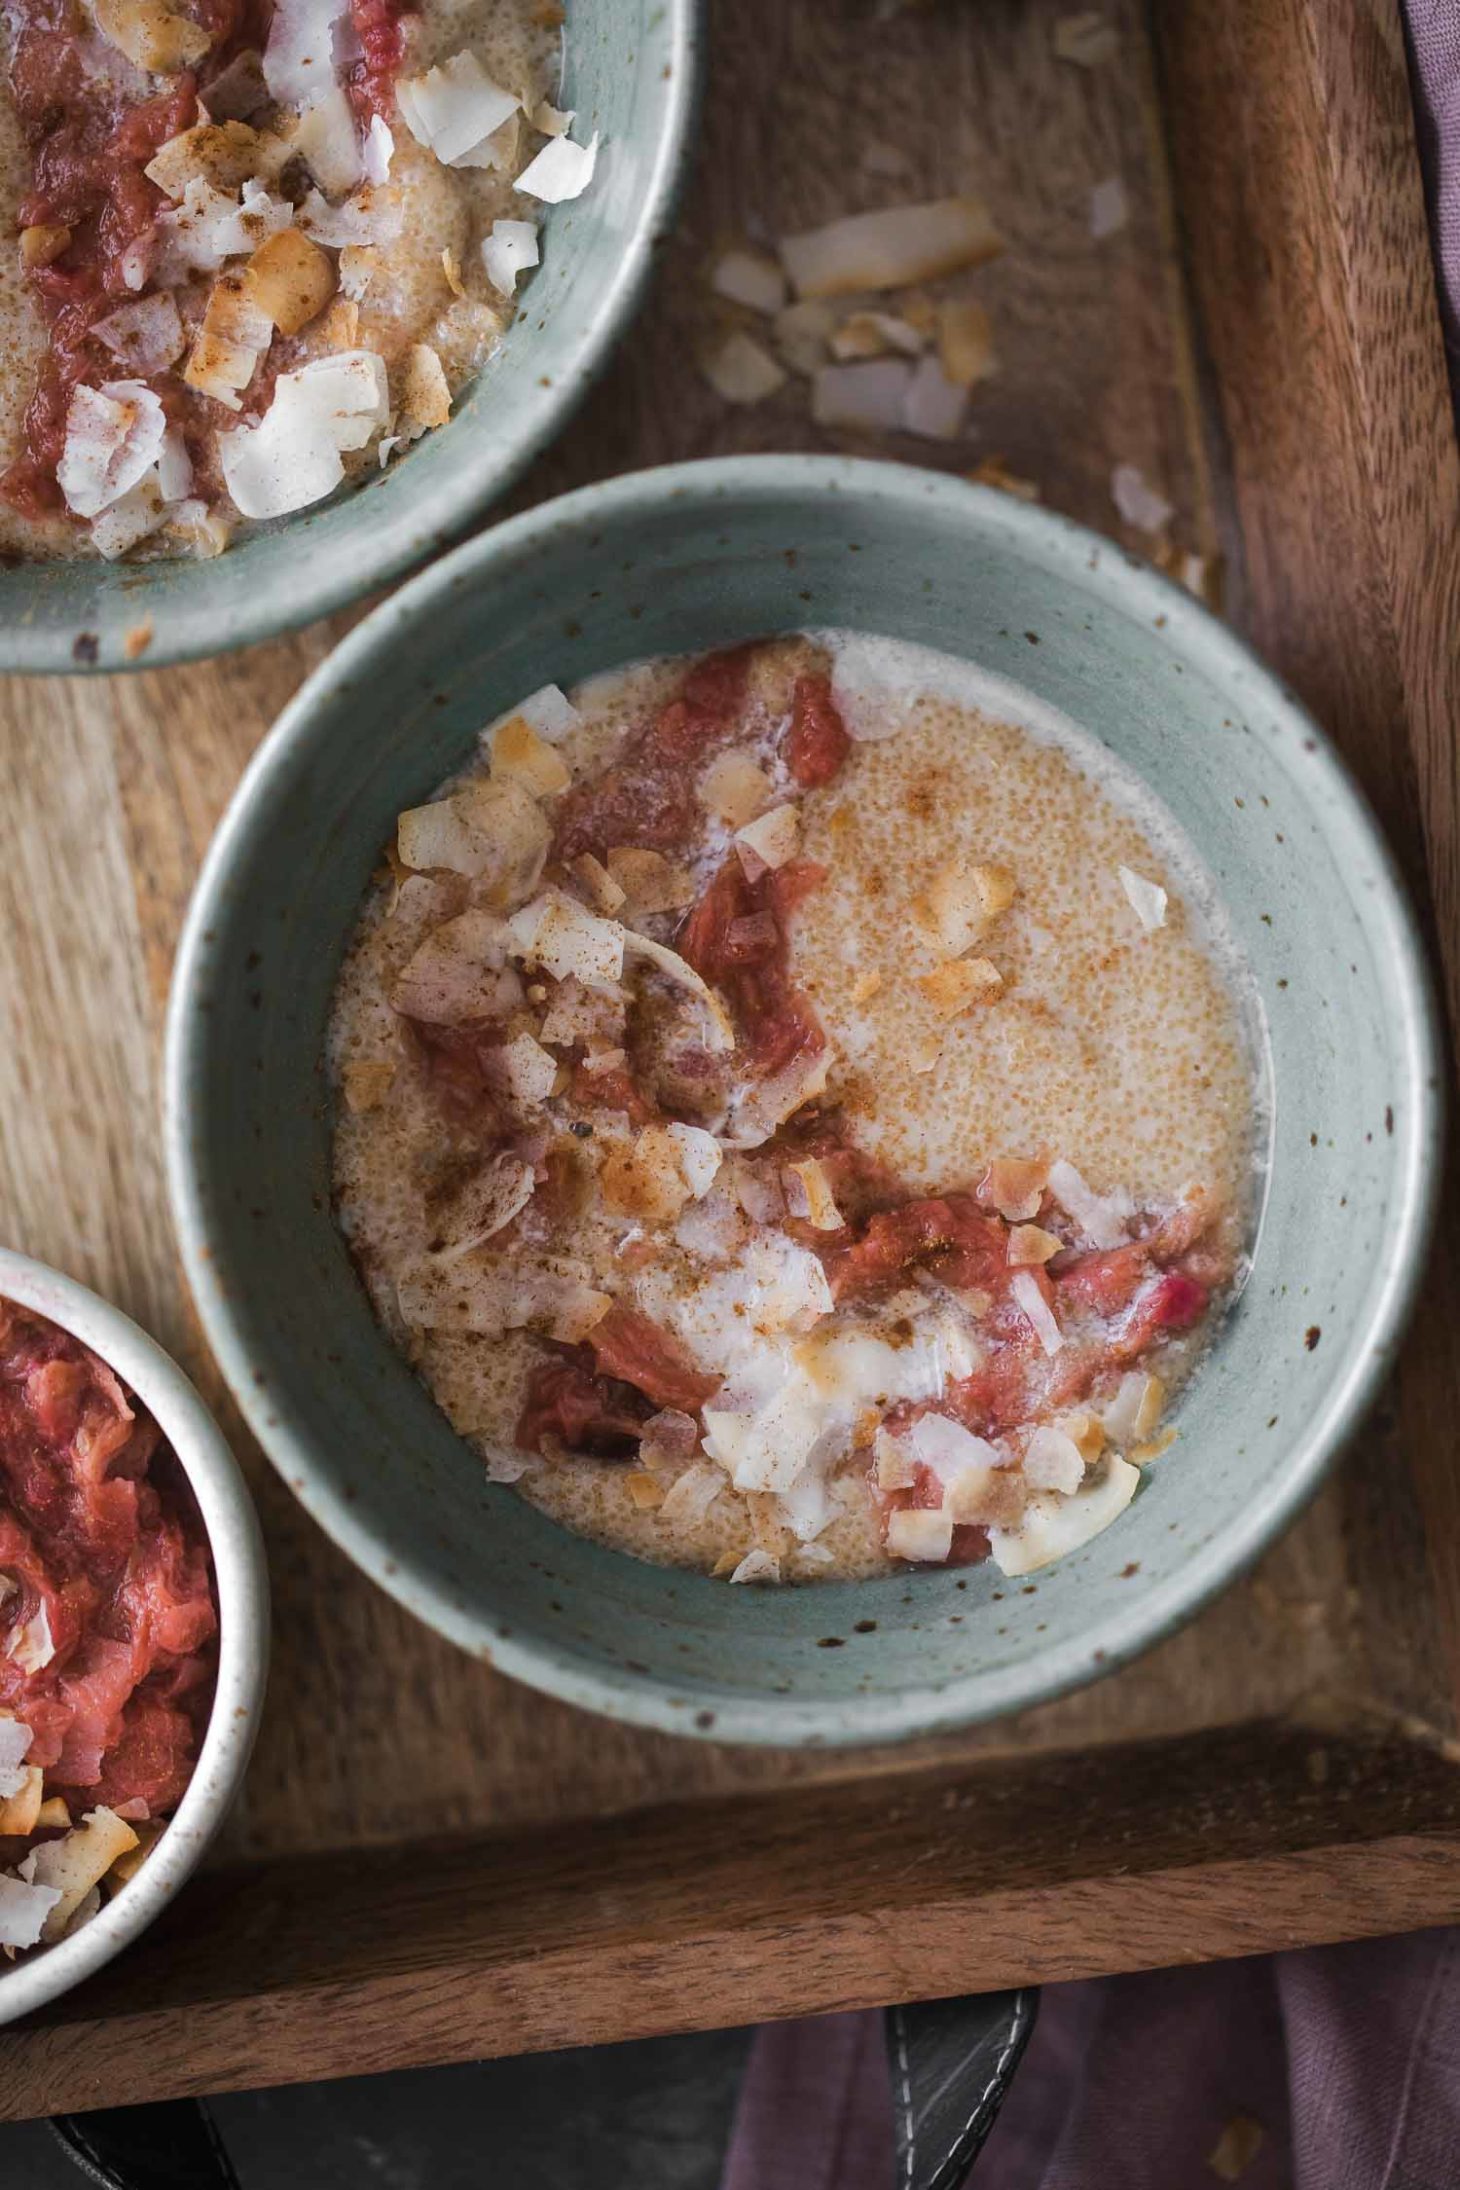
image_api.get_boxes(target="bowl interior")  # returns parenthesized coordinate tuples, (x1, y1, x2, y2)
(0, 1250, 267, 2023)
(167, 457, 1437, 1746)
(0, 0, 696, 672)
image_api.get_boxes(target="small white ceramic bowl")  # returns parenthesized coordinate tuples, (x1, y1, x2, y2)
(0, 1249, 268, 2027)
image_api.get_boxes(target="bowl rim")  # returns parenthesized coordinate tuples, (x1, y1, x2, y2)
(0, 0, 703, 675)
(0, 1248, 269, 2025)
(165, 451, 1443, 1748)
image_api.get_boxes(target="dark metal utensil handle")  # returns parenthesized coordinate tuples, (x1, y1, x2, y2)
(51, 2100, 240, 2190)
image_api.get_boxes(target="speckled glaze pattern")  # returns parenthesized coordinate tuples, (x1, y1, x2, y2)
(0, 0, 700, 675)
(0, 1248, 268, 2024)
(164, 455, 1441, 1749)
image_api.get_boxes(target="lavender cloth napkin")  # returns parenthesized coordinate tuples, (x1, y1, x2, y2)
(1405, 0, 1460, 399)
(719, 1930, 1460, 2189)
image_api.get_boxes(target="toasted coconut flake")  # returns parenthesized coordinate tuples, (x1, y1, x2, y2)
(35, 1796, 70, 1832)
(828, 309, 924, 361)
(622, 931, 736, 1054)
(291, 84, 363, 196)
(0, 1766, 43, 1836)
(106, 1816, 165, 1887)
(6, 1603, 53, 1674)
(606, 847, 696, 914)
(699, 750, 772, 828)
(811, 357, 912, 431)
(735, 804, 799, 873)
(1054, 10, 1118, 65)
(397, 783, 549, 901)
(19, 222, 70, 269)
(1117, 864, 1167, 930)
(1102, 1370, 1164, 1448)
(772, 297, 837, 376)
(146, 120, 285, 200)
(399, 342, 452, 436)
(887, 1506, 954, 1563)
(783, 1157, 841, 1231)
(979, 1156, 1048, 1222)
(0, 1872, 60, 1951)
(245, 226, 335, 334)
(602, 1127, 694, 1223)
(665, 1121, 722, 1199)
(183, 266, 273, 409)
(482, 216, 540, 295)
(58, 380, 167, 519)
(1008, 1223, 1060, 1266)
(1056, 1409, 1106, 1465)
(623, 1469, 665, 1510)
(342, 1057, 396, 1112)
(850, 969, 882, 1005)
(492, 715, 570, 796)
(917, 956, 1002, 1018)
(991, 1455, 1138, 1575)
(728, 1547, 781, 1585)
(321, 296, 361, 348)
(969, 454, 1041, 501)
(509, 888, 625, 992)
(532, 98, 573, 135)
(1131, 1426, 1178, 1465)
(93, 292, 185, 373)
(1023, 1423, 1085, 1493)
(937, 299, 996, 388)
(501, 1031, 557, 1107)
(1112, 461, 1173, 535)
(782, 196, 1001, 300)
(1011, 1270, 1063, 1357)
(517, 128, 599, 201)
(874, 1428, 918, 1490)
(1047, 1157, 1131, 1248)
(913, 860, 1015, 953)
(701, 330, 786, 405)
(1090, 175, 1129, 239)
(94, 0, 209, 71)
(218, 348, 389, 517)
(262, 0, 348, 106)
(154, 177, 294, 280)
(33, 1808, 140, 1942)
(710, 249, 786, 316)
(391, 911, 520, 1022)
(572, 853, 626, 915)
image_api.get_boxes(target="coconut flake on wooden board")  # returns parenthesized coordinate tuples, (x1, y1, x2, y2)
(781, 196, 1001, 299)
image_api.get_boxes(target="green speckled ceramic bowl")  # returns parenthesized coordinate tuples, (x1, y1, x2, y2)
(1, 0, 699, 674)
(164, 455, 1441, 1747)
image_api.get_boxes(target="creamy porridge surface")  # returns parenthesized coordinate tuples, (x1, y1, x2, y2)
(330, 633, 1260, 1586)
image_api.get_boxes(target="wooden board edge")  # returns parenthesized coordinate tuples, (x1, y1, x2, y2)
(3, 1713, 1459, 2119)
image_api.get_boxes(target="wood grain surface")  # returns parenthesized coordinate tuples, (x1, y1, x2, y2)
(1, 0, 1459, 2118)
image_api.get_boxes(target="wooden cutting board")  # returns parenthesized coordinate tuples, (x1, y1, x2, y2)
(2, 0, 1459, 2119)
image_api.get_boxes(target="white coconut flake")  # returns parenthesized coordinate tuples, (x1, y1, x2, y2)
(298, 185, 403, 248)
(398, 50, 519, 167)
(781, 196, 1001, 299)
(901, 352, 969, 441)
(155, 177, 294, 279)
(659, 1462, 725, 1526)
(702, 331, 786, 405)
(363, 113, 394, 184)
(93, 293, 185, 373)
(1011, 1270, 1064, 1357)
(6, 1604, 55, 1674)
(728, 1548, 781, 1586)
(501, 1031, 557, 1107)
(1046, 1157, 1132, 1249)
(516, 129, 599, 203)
(508, 889, 625, 992)
(218, 349, 389, 519)
(1117, 864, 1167, 930)
(482, 217, 540, 295)
(622, 931, 736, 1053)
(0, 1874, 61, 1951)
(811, 358, 913, 431)
(263, 0, 350, 110)
(887, 1507, 954, 1562)
(58, 380, 167, 519)
(711, 250, 786, 316)
(1090, 175, 1129, 239)
(990, 1457, 1139, 1576)
(1112, 461, 1173, 535)
(1022, 1424, 1086, 1494)
(0, 1718, 33, 1799)
(292, 84, 362, 197)
(664, 1122, 722, 1199)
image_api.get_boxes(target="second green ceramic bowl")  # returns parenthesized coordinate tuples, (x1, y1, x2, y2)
(1, 0, 699, 673)
(165, 455, 1441, 1747)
